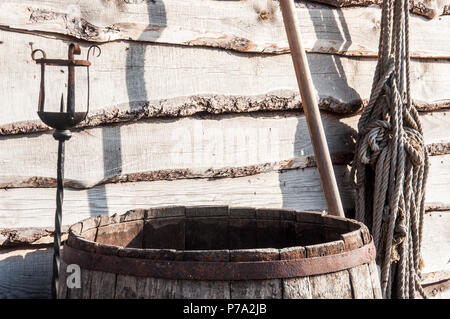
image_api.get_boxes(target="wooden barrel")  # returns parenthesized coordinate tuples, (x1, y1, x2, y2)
(59, 206, 382, 299)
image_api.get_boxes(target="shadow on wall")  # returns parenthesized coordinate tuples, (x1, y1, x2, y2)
(0, 247, 53, 298)
(280, 7, 359, 216)
(87, 0, 167, 217)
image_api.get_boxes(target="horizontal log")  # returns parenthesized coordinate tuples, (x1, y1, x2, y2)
(4, 112, 354, 189)
(0, 93, 363, 136)
(0, 166, 353, 229)
(1, 111, 449, 189)
(1, 1, 449, 57)
(1, 154, 450, 229)
(3, 96, 450, 137)
(311, 0, 449, 19)
(2, 96, 449, 137)
(0, 227, 68, 248)
(421, 269, 450, 285)
(1, 30, 449, 129)
(422, 279, 450, 298)
(421, 210, 450, 275)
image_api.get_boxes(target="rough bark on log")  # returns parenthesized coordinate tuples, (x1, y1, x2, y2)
(1, 156, 450, 229)
(309, 0, 449, 19)
(0, 227, 68, 248)
(0, 111, 448, 189)
(1, 30, 449, 128)
(1, 0, 448, 56)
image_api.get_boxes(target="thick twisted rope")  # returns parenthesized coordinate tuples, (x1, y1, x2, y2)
(351, 0, 429, 299)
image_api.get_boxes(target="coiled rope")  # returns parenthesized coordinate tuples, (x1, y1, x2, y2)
(351, 0, 429, 299)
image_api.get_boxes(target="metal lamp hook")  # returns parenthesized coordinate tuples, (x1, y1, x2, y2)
(86, 45, 101, 115)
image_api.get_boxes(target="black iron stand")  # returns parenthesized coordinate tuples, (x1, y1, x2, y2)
(51, 129, 71, 299)
(31, 42, 100, 299)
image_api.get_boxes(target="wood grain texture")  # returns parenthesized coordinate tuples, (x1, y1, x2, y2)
(367, 261, 382, 298)
(1, 0, 448, 56)
(3, 250, 447, 299)
(0, 112, 357, 188)
(348, 264, 374, 299)
(309, 269, 353, 298)
(0, 166, 353, 229)
(421, 211, 450, 275)
(114, 274, 138, 299)
(1, 31, 450, 129)
(181, 280, 231, 299)
(138, 277, 183, 299)
(421, 269, 450, 285)
(310, 0, 449, 19)
(422, 279, 450, 299)
(1, 155, 449, 229)
(1, 111, 449, 189)
(230, 279, 283, 299)
(282, 277, 313, 298)
(0, 227, 68, 247)
(62, 267, 383, 299)
(89, 269, 116, 299)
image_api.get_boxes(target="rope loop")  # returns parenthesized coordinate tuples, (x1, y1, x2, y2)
(352, 0, 428, 299)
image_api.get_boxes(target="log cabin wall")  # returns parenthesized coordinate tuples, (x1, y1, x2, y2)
(0, 0, 449, 298)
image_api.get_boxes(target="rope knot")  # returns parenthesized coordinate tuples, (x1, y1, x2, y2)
(403, 127, 425, 166)
(359, 120, 391, 165)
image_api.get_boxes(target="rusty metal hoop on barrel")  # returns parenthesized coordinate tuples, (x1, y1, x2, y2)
(59, 206, 382, 299)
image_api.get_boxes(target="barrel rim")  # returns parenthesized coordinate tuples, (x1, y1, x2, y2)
(63, 206, 375, 279)
(67, 206, 369, 260)
(62, 240, 376, 280)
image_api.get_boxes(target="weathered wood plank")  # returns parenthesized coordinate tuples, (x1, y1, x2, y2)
(367, 261, 382, 299)
(309, 269, 353, 298)
(421, 211, 450, 275)
(282, 277, 313, 299)
(422, 279, 450, 299)
(1, 155, 449, 229)
(0, 166, 353, 229)
(0, 227, 68, 247)
(1, 111, 449, 189)
(421, 269, 450, 285)
(1, 1, 448, 56)
(180, 280, 230, 299)
(1, 31, 449, 129)
(348, 264, 374, 299)
(311, 0, 449, 19)
(89, 270, 116, 299)
(230, 279, 283, 299)
(114, 274, 138, 299)
(0, 112, 356, 188)
(138, 277, 183, 299)
(423, 158, 450, 212)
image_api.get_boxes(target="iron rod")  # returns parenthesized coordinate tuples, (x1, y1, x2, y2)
(51, 130, 71, 299)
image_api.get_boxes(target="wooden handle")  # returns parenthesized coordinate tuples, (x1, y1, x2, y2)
(279, 0, 345, 217)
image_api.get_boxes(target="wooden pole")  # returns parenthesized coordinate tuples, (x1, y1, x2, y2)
(279, 0, 345, 217)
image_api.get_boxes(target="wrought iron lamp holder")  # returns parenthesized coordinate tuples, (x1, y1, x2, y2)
(31, 43, 101, 298)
